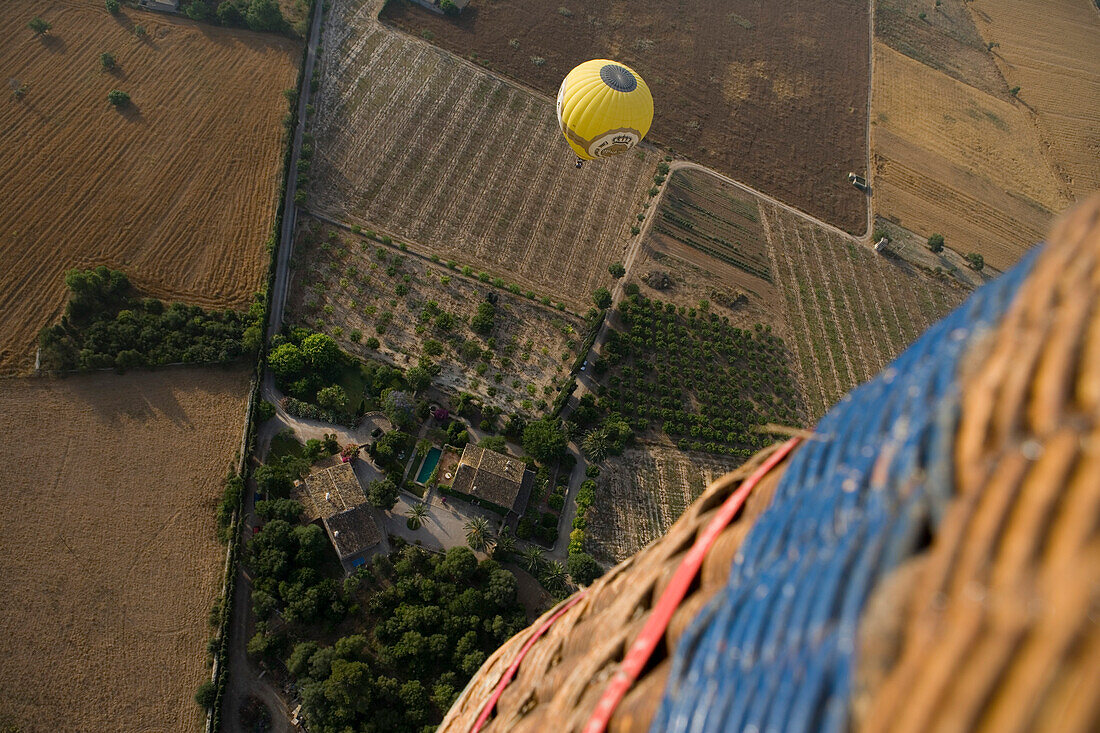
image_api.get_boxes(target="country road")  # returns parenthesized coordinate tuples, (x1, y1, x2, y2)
(219, 1, 324, 730)
(267, 0, 324, 341)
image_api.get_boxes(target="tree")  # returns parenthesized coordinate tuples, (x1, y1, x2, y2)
(539, 561, 568, 592)
(269, 342, 305, 382)
(581, 429, 610, 462)
(608, 262, 626, 278)
(105, 0, 120, 13)
(464, 516, 493, 552)
(301, 332, 341, 376)
(245, 0, 285, 32)
(29, 17, 50, 34)
(256, 497, 303, 523)
(195, 680, 216, 710)
(185, 1, 211, 20)
(217, 0, 246, 26)
(965, 252, 985, 271)
(478, 435, 507, 452)
(107, 89, 130, 107)
(567, 552, 603, 585)
(522, 418, 568, 463)
(316, 384, 347, 411)
(927, 233, 945, 253)
(406, 365, 431, 393)
(382, 390, 416, 430)
(470, 302, 495, 335)
(593, 287, 613, 309)
(367, 478, 398, 510)
(519, 545, 544, 574)
(100, 52, 116, 71)
(406, 502, 428, 530)
(440, 0, 460, 15)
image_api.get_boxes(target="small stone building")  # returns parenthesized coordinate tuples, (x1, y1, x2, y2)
(292, 462, 382, 572)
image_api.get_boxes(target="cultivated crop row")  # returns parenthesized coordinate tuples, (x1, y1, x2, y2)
(310, 2, 653, 311)
(761, 202, 965, 418)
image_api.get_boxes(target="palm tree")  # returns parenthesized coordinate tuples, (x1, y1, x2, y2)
(406, 502, 428, 530)
(540, 560, 568, 592)
(494, 529, 516, 558)
(464, 516, 493, 552)
(519, 545, 544, 574)
(582, 429, 609, 462)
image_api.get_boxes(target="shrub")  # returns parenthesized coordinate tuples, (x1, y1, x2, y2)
(256, 400, 276, 423)
(440, 0, 460, 15)
(567, 552, 603, 585)
(107, 90, 130, 107)
(195, 680, 216, 709)
(133, 24, 146, 37)
(964, 252, 985, 271)
(927, 233, 945, 253)
(100, 53, 116, 71)
(531, 56, 547, 66)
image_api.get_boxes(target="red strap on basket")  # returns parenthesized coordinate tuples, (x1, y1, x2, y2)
(583, 437, 802, 733)
(470, 590, 588, 732)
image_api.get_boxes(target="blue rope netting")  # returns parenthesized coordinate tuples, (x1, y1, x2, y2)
(652, 247, 1042, 733)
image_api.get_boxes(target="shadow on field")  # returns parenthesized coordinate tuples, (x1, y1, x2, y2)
(38, 35, 67, 53)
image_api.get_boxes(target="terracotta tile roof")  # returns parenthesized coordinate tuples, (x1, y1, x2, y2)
(450, 444, 532, 512)
(292, 462, 367, 521)
(323, 505, 382, 559)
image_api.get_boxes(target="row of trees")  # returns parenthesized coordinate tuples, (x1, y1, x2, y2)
(37, 267, 261, 371)
(585, 295, 800, 455)
(183, 0, 287, 33)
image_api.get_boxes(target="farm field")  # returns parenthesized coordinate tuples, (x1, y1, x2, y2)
(308, 0, 653, 311)
(0, 367, 250, 731)
(380, 0, 870, 234)
(874, 0, 1008, 97)
(0, 1, 299, 374)
(967, 0, 1100, 198)
(287, 220, 585, 414)
(871, 42, 1071, 270)
(587, 446, 741, 563)
(761, 200, 967, 418)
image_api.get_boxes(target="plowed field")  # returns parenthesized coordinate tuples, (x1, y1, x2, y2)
(871, 43, 1070, 269)
(0, 1, 299, 374)
(380, 0, 870, 234)
(761, 200, 966, 417)
(968, 0, 1100, 198)
(0, 367, 250, 731)
(588, 446, 741, 564)
(309, 0, 653, 311)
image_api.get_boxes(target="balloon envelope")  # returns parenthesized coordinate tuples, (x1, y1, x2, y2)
(556, 59, 653, 161)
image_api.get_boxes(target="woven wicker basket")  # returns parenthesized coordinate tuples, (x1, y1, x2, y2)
(442, 194, 1100, 733)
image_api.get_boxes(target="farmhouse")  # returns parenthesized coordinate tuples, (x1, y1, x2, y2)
(292, 462, 382, 571)
(450, 444, 534, 523)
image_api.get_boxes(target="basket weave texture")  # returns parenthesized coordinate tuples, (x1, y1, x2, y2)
(856, 195, 1100, 732)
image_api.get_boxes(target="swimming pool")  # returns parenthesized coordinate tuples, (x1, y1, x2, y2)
(415, 447, 442, 484)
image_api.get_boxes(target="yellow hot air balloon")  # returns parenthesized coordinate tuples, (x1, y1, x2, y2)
(556, 59, 653, 163)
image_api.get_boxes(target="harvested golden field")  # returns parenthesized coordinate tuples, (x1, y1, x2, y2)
(309, 0, 654, 311)
(0, 1, 299, 374)
(872, 42, 1071, 269)
(968, 0, 1100, 198)
(0, 367, 250, 731)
